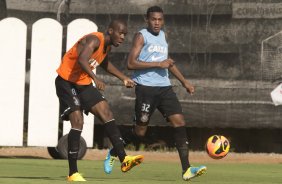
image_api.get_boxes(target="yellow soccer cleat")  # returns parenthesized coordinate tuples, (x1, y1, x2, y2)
(67, 172, 86, 182)
(121, 155, 144, 172)
(182, 166, 207, 181)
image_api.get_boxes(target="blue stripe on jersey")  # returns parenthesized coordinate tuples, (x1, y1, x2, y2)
(132, 29, 171, 86)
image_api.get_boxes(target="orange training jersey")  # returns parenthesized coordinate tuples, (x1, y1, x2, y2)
(56, 32, 110, 85)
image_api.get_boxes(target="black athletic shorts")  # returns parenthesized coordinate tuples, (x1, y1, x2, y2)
(134, 84, 183, 126)
(55, 75, 106, 121)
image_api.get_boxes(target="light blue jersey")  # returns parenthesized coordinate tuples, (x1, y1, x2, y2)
(132, 29, 171, 86)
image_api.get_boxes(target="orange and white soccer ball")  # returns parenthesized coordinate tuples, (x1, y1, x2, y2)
(206, 135, 230, 159)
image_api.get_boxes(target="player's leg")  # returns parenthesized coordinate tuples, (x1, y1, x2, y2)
(158, 87, 189, 172)
(67, 111, 85, 181)
(133, 85, 157, 141)
(91, 101, 127, 162)
(103, 123, 147, 174)
(91, 101, 144, 172)
(106, 85, 156, 147)
(159, 86, 206, 180)
(78, 85, 126, 162)
(168, 114, 190, 172)
(169, 115, 207, 180)
(55, 76, 86, 181)
(81, 86, 143, 172)
(103, 124, 144, 174)
(103, 85, 156, 174)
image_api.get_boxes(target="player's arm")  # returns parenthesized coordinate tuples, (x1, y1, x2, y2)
(77, 35, 105, 90)
(100, 57, 136, 88)
(169, 64, 194, 95)
(127, 33, 174, 70)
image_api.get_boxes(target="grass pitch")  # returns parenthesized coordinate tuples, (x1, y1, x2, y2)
(0, 158, 281, 184)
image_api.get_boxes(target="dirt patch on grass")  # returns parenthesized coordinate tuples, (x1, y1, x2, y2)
(1, 147, 282, 164)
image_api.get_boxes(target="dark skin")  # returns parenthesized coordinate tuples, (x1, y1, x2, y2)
(69, 21, 135, 130)
(127, 12, 195, 137)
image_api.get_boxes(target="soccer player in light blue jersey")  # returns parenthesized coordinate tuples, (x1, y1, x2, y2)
(104, 6, 207, 181)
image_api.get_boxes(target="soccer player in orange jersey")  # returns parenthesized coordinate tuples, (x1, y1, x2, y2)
(55, 19, 144, 182)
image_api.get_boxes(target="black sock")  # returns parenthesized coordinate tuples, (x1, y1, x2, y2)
(123, 126, 143, 146)
(174, 126, 190, 172)
(110, 125, 143, 156)
(104, 120, 126, 162)
(68, 128, 82, 176)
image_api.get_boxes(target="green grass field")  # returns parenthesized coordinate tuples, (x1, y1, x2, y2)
(0, 158, 281, 184)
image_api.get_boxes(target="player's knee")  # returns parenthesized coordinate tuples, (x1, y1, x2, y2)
(174, 121, 186, 127)
(134, 125, 147, 138)
(168, 114, 186, 127)
(102, 109, 114, 122)
(169, 119, 185, 127)
(94, 101, 114, 122)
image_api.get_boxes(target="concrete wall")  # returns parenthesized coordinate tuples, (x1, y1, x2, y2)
(4, 0, 282, 128)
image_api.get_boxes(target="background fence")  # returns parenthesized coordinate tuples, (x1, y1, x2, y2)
(0, 17, 97, 147)
(2, 0, 282, 153)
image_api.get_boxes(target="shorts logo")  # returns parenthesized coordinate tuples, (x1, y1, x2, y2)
(73, 96, 80, 106)
(140, 113, 149, 123)
(71, 88, 80, 106)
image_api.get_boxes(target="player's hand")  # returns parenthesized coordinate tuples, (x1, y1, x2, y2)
(93, 77, 106, 91)
(159, 59, 175, 68)
(123, 78, 136, 88)
(183, 80, 194, 95)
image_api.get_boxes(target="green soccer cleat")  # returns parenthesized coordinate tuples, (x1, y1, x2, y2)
(67, 172, 86, 182)
(121, 155, 144, 172)
(182, 165, 207, 181)
(104, 149, 117, 174)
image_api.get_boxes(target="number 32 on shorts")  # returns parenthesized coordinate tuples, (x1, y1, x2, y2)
(141, 103, 150, 112)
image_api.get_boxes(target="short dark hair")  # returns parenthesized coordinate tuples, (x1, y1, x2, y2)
(108, 19, 127, 29)
(146, 6, 163, 18)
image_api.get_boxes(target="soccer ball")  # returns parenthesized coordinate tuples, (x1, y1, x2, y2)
(205, 135, 230, 159)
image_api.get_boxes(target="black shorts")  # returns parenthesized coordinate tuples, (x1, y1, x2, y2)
(55, 75, 105, 121)
(134, 84, 183, 126)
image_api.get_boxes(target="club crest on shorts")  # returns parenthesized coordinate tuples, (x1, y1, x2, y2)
(140, 113, 149, 122)
(73, 96, 80, 106)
